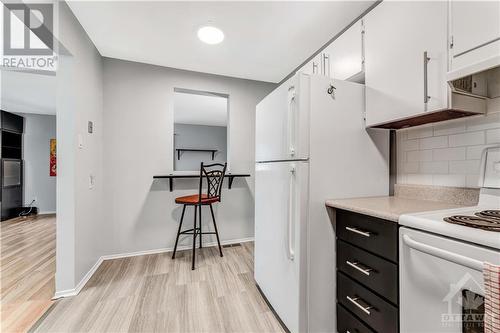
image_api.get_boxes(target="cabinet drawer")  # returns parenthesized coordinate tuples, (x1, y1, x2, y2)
(338, 272, 398, 333)
(337, 240, 398, 304)
(337, 304, 375, 333)
(336, 210, 398, 262)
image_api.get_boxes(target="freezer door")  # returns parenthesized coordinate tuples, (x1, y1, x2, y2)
(255, 74, 310, 162)
(254, 161, 309, 333)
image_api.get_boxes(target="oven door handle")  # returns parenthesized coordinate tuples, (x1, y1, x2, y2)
(402, 234, 483, 271)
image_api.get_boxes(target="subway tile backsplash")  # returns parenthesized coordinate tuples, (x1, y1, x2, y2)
(397, 98, 500, 188)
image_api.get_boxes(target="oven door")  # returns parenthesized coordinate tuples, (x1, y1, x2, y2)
(400, 227, 500, 333)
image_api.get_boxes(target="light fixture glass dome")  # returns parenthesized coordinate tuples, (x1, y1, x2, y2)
(197, 26, 224, 45)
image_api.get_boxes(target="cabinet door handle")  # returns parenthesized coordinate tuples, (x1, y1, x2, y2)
(423, 51, 431, 103)
(345, 226, 371, 237)
(312, 62, 318, 74)
(346, 260, 373, 276)
(346, 296, 373, 315)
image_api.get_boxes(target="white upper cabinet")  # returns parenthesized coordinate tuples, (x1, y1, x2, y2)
(364, 1, 448, 127)
(323, 20, 364, 81)
(450, 1, 500, 71)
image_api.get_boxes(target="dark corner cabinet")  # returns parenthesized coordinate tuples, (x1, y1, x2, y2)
(336, 209, 400, 333)
(1, 111, 24, 221)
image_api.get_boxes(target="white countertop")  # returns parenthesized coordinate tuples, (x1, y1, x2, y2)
(325, 196, 467, 222)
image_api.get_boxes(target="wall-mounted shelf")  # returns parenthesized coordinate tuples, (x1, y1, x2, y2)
(175, 148, 218, 160)
(153, 173, 250, 192)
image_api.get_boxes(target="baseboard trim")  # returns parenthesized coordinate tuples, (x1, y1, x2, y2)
(53, 237, 254, 299)
(101, 237, 254, 260)
(53, 256, 104, 299)
(39, 211, 56, 215)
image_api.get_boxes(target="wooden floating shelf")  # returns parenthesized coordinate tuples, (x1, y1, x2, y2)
(153, 173, 250, 192)
(175, 148, 218, 160)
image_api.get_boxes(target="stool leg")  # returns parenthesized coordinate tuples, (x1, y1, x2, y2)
(210, 204, 223, 257)
(192, 205, 197, 270)
(199, 205, 202, 249)
(172, 205, 186, 259)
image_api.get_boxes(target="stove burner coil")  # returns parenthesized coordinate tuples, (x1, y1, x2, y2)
(443, 214, 500, 231)
(475, 210, 500, 220)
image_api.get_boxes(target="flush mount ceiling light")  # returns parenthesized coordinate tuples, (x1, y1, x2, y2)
(197, 26, 224, 45)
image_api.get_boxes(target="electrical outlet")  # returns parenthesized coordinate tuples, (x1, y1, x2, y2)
(78, 134, 84, 149)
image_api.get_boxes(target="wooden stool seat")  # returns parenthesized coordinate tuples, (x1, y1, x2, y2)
(175, 194, 220, 205)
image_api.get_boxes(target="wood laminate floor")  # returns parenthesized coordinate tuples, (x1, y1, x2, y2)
(36, 242, 284, 333)
(1, 215, 56, 333)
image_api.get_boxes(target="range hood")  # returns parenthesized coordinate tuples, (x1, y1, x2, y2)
(370, 60, 499, 130)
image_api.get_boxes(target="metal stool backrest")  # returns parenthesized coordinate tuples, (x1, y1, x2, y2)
(198, 162, 227, 204)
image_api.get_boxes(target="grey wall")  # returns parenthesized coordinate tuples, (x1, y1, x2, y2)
(103, 58, 276, 255)
(56, 2, 109, 293)
(174, 123, 227, 171)
(22, 114, 56, 213)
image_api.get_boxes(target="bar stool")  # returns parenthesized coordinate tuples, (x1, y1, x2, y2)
(172, 162, 227, 270)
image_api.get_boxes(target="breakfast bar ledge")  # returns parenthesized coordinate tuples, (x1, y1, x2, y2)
(153, 173, 251, 192)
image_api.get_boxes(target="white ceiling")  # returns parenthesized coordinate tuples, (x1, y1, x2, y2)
(1, 70, 56, 115)
(66, 1, 375, 83)
(174, 91, 227, 127)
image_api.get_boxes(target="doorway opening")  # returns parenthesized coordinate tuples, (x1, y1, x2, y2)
(173, 88, 229, 172)
(0, 69, 57, 332)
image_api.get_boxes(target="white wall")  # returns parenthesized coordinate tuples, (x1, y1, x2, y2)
(103, 58, 275, 255)
(22, 114, 56, 213)
(397, 97, 500, 188)
(56, 2, 109, 293)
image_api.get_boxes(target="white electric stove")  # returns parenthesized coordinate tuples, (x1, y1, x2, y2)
(400, 146, 500, 249)
(399, 146, 500, 333)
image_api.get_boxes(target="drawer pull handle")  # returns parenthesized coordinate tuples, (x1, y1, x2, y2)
(346, 260, 372, 276)
(346, 296, 373, 315)
(345, 226, 371, 237)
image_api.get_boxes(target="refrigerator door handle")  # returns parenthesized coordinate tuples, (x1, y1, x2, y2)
(287, 87, 296, 157)
(287, 166, 296, 261)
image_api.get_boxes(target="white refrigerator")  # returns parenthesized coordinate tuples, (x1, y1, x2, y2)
(254, 73, 389, 333)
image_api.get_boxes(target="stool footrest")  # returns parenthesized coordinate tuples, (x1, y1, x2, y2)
(179, 228, 218, 236)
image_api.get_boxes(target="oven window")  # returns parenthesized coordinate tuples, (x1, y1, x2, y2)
(462, 289, 484, 333)
(2, 160, 21, 187)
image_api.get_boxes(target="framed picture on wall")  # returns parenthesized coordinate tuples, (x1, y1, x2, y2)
(50, 138, 56, 177)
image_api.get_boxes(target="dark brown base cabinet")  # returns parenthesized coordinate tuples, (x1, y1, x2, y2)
(336, 209, 399, 333)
